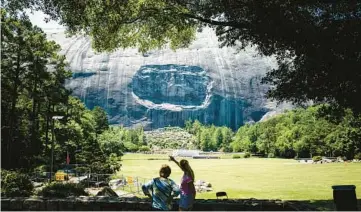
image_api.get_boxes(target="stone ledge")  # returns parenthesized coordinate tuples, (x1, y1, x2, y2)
(1, 197, 316, 211)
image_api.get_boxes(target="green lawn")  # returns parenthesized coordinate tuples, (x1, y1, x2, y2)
(116, 153, 361, 202)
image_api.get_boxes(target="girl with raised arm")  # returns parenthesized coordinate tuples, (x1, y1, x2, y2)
(169, 156, 196, 211)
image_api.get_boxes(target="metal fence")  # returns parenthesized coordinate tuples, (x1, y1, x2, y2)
(79, 173, 152, 197)
(112, 175, 150, 196)
(30, 171, 152, 197)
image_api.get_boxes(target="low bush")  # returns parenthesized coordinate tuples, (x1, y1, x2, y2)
(125, 142, 139, 152)
(0, 169, 34, 197)
(139, 145, 151, 152)
(312, 156, 322, 162)
(354, 153, 361, 160)
(90, 161, 113, 175)
(243, 152, 251, 158)
(34, 165, 48, 173)
(74, 166, 90, 174)
(267, 153, 275, 158)
(38, 182, 88, 198)
(232, 155, 241, 159)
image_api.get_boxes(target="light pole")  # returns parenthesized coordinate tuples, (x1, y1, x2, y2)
(50, 115, 64, 182)
(75, 149, 81, 176)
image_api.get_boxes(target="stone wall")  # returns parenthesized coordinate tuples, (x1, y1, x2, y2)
(1, 197, 316, 211)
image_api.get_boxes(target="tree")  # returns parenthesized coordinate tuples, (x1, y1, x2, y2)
(1, 9, 71, 169)
(98, 127, 125, 157)
(221, 127, 233, 149)
(213, 128, 223, 149)
(1, 9, 123, 174)
(185, 119, 193, 133)
(5, 0, 360, 113)
(92, 106, 109, 135)
(200, 129, 212, 151)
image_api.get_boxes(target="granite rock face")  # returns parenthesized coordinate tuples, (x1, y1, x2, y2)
(132, 65, 210, 106)
(48, 28, 286, 130)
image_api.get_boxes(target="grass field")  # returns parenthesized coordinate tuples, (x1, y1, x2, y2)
(116, 153, 361, 209)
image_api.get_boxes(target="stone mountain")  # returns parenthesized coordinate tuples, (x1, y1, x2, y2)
(48, 28, 289, 130)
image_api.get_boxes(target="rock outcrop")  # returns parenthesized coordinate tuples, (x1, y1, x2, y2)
(48, 28, 288, 130)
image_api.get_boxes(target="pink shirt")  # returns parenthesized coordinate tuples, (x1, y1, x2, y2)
(180, 174, 194, 195)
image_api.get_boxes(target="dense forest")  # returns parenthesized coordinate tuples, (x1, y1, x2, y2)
(97, 104, 361, 161)
(231, 106, 361, 159)
(186, 105, 361, 159)
(184, 120, 234, 152)
(1, 10, 120, 174)
(183, 105, 361, 160)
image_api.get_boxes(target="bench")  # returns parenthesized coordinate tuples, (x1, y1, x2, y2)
(216, 191, 228, 199)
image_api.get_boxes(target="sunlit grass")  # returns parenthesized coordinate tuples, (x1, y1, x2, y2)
(117, 153, 361, 202)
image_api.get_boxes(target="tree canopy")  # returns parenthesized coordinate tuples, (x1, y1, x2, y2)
(1, 9, 119, 174)
(183, 105, 361, 160)
(5, 0, 360, 114)
(231, 105, 361, 159)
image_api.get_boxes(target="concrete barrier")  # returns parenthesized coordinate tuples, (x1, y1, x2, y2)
(1, 197, 317, 211)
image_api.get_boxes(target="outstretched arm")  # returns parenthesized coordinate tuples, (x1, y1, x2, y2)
(169, 156, 181, 168)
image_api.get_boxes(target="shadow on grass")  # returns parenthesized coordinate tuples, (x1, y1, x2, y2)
(295, 199, 361, 211)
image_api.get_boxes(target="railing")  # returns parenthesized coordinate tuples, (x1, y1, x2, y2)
(108, 175, 151, 197)
(30, 171, 152, 197)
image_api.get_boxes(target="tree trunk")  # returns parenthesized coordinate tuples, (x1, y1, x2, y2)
(7, 36, 22, 167)
(30, 74, 38, 143)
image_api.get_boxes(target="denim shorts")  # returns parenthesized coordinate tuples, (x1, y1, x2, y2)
(179, 193, 195, 210)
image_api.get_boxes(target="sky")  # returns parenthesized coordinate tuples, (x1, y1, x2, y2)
(26, 9, 64, 32)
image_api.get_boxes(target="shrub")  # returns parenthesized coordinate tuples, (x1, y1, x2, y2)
(354, 153, 361, 160)
(126, 143, 139, 152)
(90, 161, 112, 175)
(221, 146, 232, 153)
(139, 145, 151, 152)
(267, 153, 275, 158)
(74, 166, 90, 174)
(34, 165, 48, 173)
(107, 153, 122, 173)
(232, 155, 241, 159)
(232, 142, 242, 153)
(312, 156, 322, 162)
(243, 152, 251, 158)
(38, 182, 88, 198)
(0, 169, 34, 197)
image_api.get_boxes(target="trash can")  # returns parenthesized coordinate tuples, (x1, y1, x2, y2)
(332, 185, 358, 211)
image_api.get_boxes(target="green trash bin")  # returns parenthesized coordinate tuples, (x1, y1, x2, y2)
(332, 185, 358, 211)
